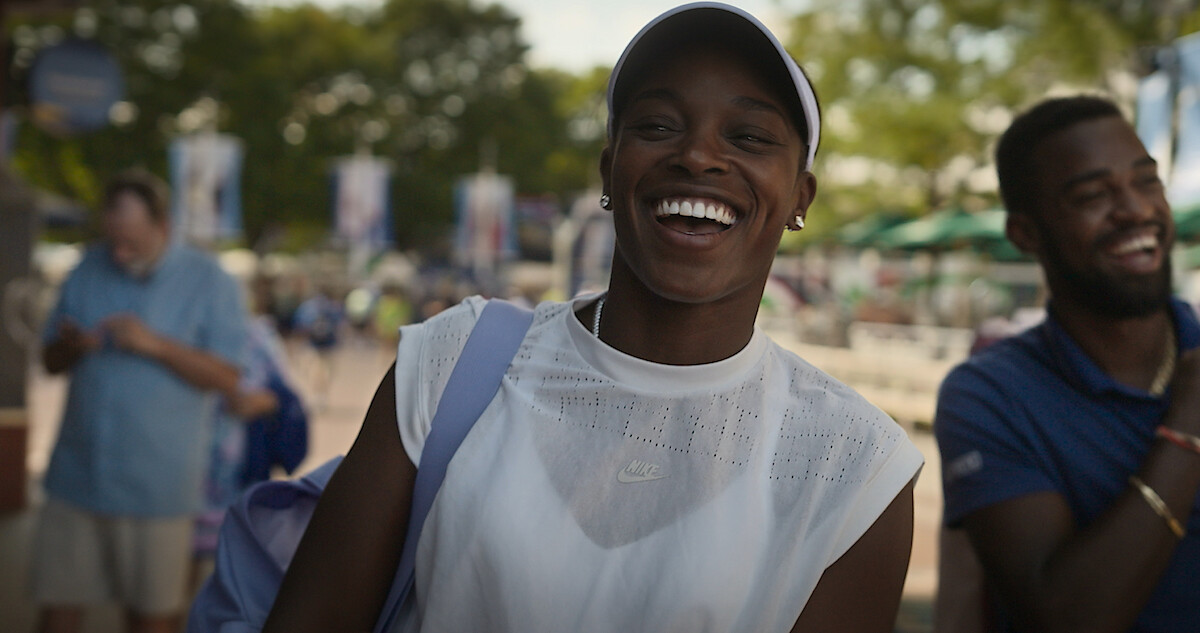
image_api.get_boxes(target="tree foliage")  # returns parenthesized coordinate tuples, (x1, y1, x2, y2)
(11, 0, 1200, 254)
(5, 0, 605, 251)
(786, 0, 1200, 239)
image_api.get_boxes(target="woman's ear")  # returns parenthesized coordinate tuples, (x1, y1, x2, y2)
(793, 171, 817, 220)
(599, 146, 613, 198)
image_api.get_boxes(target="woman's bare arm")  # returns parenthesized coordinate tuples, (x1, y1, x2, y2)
(792, 479, 916, 633)
(264, 364, 417, 633)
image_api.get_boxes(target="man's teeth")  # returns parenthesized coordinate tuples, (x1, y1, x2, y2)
(1112, 234, 1158, 255)
(654, 199, 735, 225)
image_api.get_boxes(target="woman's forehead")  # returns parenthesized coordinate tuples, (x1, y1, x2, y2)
(622, 45, 799, 126)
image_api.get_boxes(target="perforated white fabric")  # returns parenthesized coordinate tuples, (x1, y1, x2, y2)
(392, 295, 923, 633)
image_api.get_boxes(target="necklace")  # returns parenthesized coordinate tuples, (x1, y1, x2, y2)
(1149, 328, 1177, 397)
(592, 295, 605, 337)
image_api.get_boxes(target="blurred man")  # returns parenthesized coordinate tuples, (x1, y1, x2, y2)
(934, 95, 1200, 632)
(34, 169, 245, 633)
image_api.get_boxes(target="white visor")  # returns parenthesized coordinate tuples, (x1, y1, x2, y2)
(605, 1, 821, 170)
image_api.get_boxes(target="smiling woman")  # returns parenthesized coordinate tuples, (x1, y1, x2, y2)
(240, 4, 923, 633)
(599, 28, 815, 340)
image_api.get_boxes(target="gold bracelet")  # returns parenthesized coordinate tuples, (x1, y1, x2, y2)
(1129, 475, 1186, 539)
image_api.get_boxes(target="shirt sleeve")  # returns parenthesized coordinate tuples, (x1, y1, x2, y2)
(828, 426, 925, 564)
(394, 318, 430, 468)
(934, 362, 1058, 527)
(394, 297, 487, 467)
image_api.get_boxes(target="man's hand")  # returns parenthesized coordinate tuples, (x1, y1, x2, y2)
(227, 388, 279, 419)
(43, 318, 103, 373)
(101, 314, 166, 358)
(57, 319, 102, 355)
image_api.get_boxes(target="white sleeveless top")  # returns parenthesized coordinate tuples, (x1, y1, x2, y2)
(391, 295, 923, 633)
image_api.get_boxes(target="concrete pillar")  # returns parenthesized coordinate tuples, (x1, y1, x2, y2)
(0, 165, 35, 512)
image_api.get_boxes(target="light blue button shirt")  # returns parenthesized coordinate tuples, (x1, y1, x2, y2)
(41, 242, 245, 516)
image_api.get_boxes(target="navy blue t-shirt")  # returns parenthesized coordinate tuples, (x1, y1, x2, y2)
(935, 298, 1200, 633)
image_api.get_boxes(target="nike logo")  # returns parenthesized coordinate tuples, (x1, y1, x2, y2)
(617, 459, 667, 483)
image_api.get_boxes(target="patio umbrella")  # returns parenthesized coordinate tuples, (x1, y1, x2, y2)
(835, 213, 909, 248)
(874, 208, 1007, 252)
(1174, 203, 1200, 241)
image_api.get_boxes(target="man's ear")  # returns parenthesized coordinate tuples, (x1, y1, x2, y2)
(1005, 212, 1040, 255)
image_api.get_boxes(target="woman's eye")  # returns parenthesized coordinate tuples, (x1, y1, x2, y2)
(729, 130, 780, 150)
(629, 120, 676, 138)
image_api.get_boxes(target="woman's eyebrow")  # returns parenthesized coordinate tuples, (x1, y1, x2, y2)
(629, 90, 786, 121)
(629, 88, 680, 108)
(732, 95, 786, 118)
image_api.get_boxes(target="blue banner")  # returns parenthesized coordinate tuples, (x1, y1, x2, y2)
(28, 38, 124, 136)
(168, 133, 244, 245)
(453, 172, 516, 279)
(332, 155, 393, 250)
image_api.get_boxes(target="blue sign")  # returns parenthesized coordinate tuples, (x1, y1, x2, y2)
(29, 39, 125, 135)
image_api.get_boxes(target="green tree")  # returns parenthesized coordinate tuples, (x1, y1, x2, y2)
(7, 0, 597, 252)
(8, 0, 264, 233)
(785, 0, 1200, 243)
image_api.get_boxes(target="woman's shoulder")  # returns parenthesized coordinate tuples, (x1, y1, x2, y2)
(765, 340, 916, 461)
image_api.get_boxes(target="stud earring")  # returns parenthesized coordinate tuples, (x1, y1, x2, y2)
(600, 193, 612, 210)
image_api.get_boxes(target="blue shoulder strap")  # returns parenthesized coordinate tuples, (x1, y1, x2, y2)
(373, 298, 534, 632)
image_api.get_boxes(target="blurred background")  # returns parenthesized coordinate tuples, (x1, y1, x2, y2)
(6, 1, 1200, 631)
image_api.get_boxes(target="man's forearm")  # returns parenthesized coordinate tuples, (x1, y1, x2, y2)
(968, 439, 1200, 633)
(146, 336, 240, 394)
(1038, 446, 1200, 632)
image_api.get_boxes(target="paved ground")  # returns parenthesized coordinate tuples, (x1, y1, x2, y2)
(0, 333, 941, 632)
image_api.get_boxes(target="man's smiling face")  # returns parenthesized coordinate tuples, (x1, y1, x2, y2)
(1015, 115, 1174, 318)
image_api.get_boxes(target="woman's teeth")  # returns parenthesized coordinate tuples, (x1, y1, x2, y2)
(654, 199, 735, 226)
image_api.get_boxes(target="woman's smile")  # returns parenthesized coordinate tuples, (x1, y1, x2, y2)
(653, 197, 736, 235)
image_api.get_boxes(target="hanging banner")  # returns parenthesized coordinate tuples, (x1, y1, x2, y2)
(332, 155, 392, 250)
(169, 133, 244, 245)
(453, 171, 516, 279)
(1135, 69, 1174, 185)
(1170, 32, 1200, 210)
(28, 38, 124, 136)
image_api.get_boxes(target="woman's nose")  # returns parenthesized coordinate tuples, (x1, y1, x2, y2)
(672, 130, 729, 175)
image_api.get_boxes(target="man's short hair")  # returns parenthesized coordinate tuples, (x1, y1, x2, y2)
(103, 169, 171, 224)
(995, 95, 1124, 216)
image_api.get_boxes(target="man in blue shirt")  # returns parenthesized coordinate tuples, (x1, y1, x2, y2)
(935, 96, 1200, 632)
(33, 169, 245, 633)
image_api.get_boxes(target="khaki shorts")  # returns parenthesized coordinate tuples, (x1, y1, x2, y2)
(30, 497, 193, 616)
